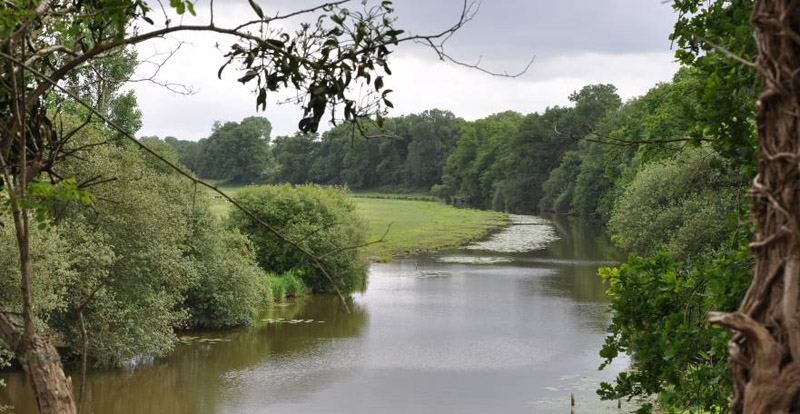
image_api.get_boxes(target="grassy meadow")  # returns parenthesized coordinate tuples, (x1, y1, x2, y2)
(208, 185, 508, 261)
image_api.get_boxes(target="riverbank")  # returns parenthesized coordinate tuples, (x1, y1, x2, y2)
(207, 186, 507, 262)
(356, 198, 507, 261)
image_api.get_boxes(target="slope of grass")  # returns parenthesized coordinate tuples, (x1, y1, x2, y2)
(356, 198, 507, 261)
(206, 184, 508, 261)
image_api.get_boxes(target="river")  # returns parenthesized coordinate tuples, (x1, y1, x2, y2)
(1, 215, 630, 413)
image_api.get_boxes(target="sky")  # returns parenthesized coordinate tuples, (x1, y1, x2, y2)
(131, 0, 682, 140)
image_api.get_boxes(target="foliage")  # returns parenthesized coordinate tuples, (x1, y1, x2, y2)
(182, 204, 270, 329)
(598, 232, 752, 412)
(186, 117, 272, 183)
(0, 137, 271, 366)
(271, 133, 320, 185)
(608, 146, 742, 258)
(439, 111, 523, 210)
(670, 0, 757, 173)
(436, 84, 620, 212)
(305, 109, 463, 191)
(228, 184, 369, 294)
(269, 270, 307, 302)
(539, 150, 581, 213)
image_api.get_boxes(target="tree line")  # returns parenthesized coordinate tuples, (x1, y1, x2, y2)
(146, 83, 622, 213)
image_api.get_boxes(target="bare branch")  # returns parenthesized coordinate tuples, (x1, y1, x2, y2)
(692, 33, 759, 70)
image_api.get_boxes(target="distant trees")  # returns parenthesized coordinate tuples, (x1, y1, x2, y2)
(156, 86, 626, 214)
(271, 133, 319, 184)
(150, 117, 273, 184)
(196, 117, 272, 183)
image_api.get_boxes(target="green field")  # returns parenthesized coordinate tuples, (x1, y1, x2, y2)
(207, 186, 507, 261)
(355, 198, 507, 261)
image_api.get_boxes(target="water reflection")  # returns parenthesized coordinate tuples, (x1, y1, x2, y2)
(1, 297, 367, 414)
(1, 215, 626, 414)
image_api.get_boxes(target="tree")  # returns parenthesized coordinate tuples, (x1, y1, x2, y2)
(195, 117, 273, 183)
(706, 1, 800, 412)
(271, 133, 320, 185)
(0, 0, 475, 411)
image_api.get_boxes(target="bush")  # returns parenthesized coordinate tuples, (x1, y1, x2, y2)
(608, 146, 741, 257)
(598, 233, 752, 412)
(228, 184, 369, 294)
(268, 270, 307, 302)
(182, 205, 270, 329)
(0, 140, 270, 367)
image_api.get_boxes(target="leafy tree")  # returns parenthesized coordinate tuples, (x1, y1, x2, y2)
(195, 117, 273, 183)
(163, 136, 203, 172)
(539, 150, 581, 213)
(271, 133, 320, 185)
(598, 236, 752, 413)
(440, 111, 523, 209)
(228, 184, 369, 295)
(671, 0, 757, 173)
(609, 146, 742, 259)
(690, 0, 800, 411)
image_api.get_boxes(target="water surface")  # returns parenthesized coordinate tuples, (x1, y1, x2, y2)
(1, 215, 629, 413)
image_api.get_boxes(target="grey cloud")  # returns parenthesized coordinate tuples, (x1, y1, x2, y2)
(393, 0, 677, 58)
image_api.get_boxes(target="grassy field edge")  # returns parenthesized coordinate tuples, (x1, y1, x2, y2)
(208, 185, 509, 263)
(355, 197, 508, 262)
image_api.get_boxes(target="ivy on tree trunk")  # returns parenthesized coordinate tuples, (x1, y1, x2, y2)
(710, 1, 800, 412)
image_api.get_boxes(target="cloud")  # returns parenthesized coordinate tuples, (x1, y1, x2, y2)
(130, 0, 681, 140)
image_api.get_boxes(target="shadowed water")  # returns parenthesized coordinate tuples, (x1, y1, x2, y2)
(0, 215, 629, 413)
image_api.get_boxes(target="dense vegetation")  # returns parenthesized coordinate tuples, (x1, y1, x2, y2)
(145, 62, 754, 411)
(141, 3, 758, 409)
(0, 135, 272, 367)
(1, 0, 771, 410)
(229, 184, 369, 294)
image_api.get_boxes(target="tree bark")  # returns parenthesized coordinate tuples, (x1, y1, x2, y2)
(710, 1, 800, 412)
(0, 307, 77, 414)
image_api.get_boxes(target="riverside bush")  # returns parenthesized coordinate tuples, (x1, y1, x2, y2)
(0, 140, 270, 366)
(269, 270, 307, 302)
(229, 184, 369, 294)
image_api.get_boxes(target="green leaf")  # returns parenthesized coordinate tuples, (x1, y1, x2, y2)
(248, 0, 264, 18)
(238, 70, 258, 83)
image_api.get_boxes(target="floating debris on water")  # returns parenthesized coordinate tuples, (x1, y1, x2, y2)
(415, 271, 451, 279)
(435, 256, 514, 264)
(465, 215, 559, 253)
(262, 318, 320, 324)
(178, 336, 231, 345)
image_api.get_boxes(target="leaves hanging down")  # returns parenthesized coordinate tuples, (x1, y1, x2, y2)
(217, 1, 403, 133)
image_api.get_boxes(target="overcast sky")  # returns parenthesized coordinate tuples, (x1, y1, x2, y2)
(131, 0, 681, 140)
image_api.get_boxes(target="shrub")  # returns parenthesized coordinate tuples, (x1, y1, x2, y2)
(269, 270, 307, 302)
(228, 184, 369, 294)
(0, 140, 269, 366)
(598, 234, 752, 412)
(182, 206, 270, 329)
(608, 146, 741, 257)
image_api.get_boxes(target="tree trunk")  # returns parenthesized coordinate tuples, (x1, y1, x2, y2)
(0, 307, 77, 414)
(709, 1, 800, 412)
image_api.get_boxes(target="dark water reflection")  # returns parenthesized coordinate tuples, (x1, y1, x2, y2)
(1, 214, 629, 413)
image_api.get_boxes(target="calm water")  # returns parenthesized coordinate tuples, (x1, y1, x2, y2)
(1, 215, 630, 413)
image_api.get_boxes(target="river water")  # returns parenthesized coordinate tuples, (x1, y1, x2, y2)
(1, 215, 630, 413)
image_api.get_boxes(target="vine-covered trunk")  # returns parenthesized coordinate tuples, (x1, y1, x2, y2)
(709, 1, 800, 412)
(0, 307, 77, 414)
(0, 206, 77, 414)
